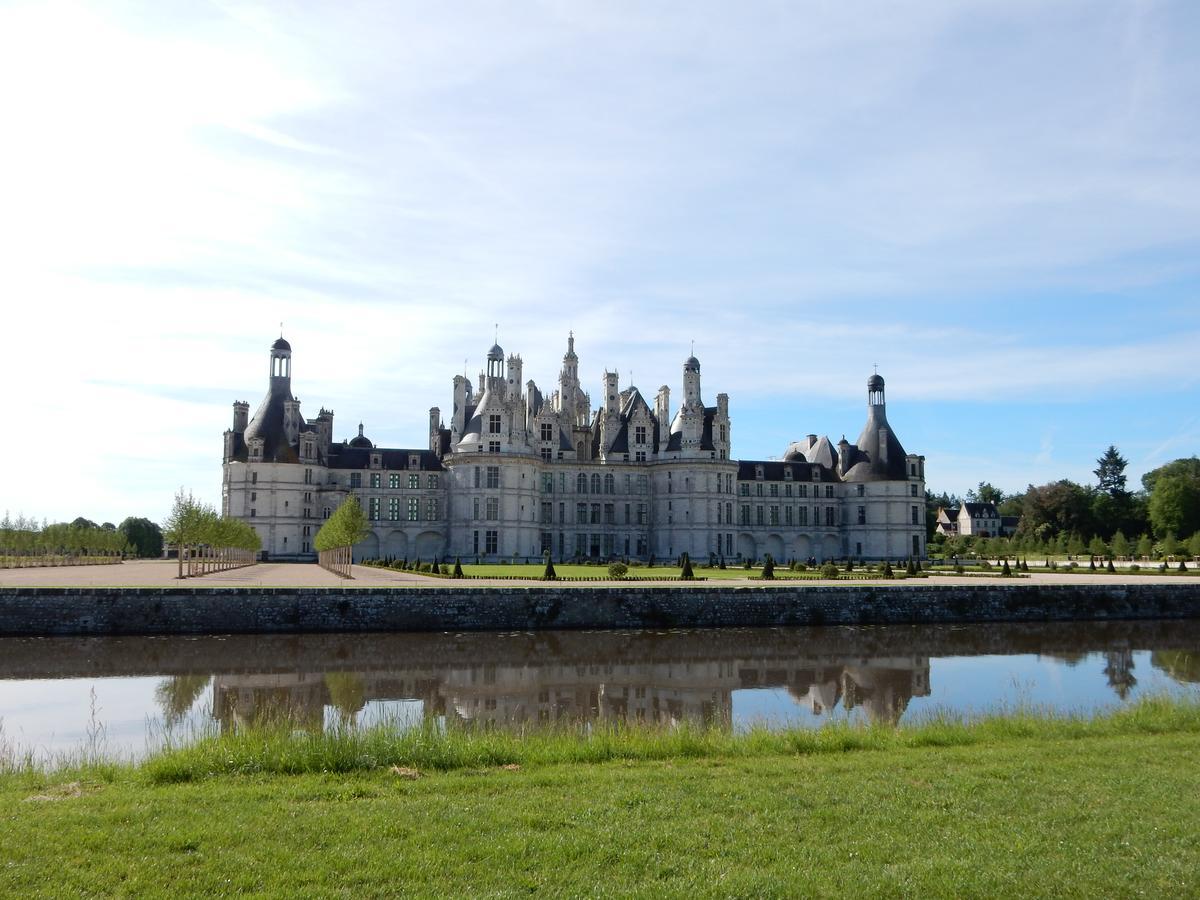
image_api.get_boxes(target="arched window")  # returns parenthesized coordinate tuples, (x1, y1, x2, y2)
(590, 473, 601, 494)
(577, 473, 587, 494)
(604, 473, 615, 495)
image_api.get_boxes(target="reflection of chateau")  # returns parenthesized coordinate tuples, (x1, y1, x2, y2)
(221, 335, 927, 562)
(209, 652, 931, 732)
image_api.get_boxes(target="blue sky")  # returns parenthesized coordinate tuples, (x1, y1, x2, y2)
(1, 0, 1198, 524)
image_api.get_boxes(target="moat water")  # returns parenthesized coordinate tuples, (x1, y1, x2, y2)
(1, 621, 1197, 764)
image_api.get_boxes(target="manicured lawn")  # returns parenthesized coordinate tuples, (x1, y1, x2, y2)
(454, 563, 828, 579)
(2, 701, 1198, 896)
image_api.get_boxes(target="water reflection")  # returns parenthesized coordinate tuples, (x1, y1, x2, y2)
(1, 621, 1197, 758)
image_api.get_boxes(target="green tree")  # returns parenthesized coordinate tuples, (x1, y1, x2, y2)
(1161, 531, 1179, 559)
(1110, 530, 1130, 559)
(1189, 532, 1200, 559)
(1135, 533, 1153, 559)
(1142, 460, 1200, 540)
(1088, 535, 1109, 558)
(314, 497, 369, 552)
(1094, 445, 1129, 497)
(1066, 532, 1085, 557)
(118, 517, 163, 558)
(966, 482, 1004, 505)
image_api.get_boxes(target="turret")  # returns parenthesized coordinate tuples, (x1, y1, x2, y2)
(429, 407, 441, 452)
(232, 401, 249, 433)
(506, 354, 523, 399)
(682, 354, 702, 407)
(655, 385, 670, 430)
(270, 336, 292, 384)
(603, 370, 620, 416)
(282, 398, 302, 447)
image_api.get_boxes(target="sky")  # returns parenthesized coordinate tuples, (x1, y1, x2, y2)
(1, 0, 1198, 526)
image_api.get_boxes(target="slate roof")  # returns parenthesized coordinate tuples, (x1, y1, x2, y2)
(242, 382, 297, 463)
(962, 502, 1000, 518)
(327, 446, 445, 471)
(736, 460, 832, 482)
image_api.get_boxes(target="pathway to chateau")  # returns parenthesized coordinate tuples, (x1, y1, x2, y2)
(1, 559, 1199, 588)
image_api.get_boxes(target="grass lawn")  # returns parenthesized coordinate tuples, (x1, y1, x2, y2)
(3, 700, 1198, 896)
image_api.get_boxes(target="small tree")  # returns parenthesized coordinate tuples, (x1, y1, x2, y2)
(608, 561, 627, 579)
(680, 553, 695, 580)
(1106, 559, 1116, 573)
(761, 554, 775, 580)
(453, 557, 464, 578)
(882, 561, 895, 579)
(1110, 530, 1131, 560)
(542, 551, 557, 580)
(314, 497, 368, 578)
(1161, 531, 1179, 559)
(718, 555, 726, 570)
(1001, 558, 1012, 577)
(1135, 533, 1154, 560)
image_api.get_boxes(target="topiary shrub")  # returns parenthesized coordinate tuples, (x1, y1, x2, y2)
(1107, 559, 1116, 574)
(453, 558, 464, 578)
(1089, 558, 1097, 572)
(680, 553, 695, 580)
(795, 562, 808, 572)
(882, 561, 895, 579)
(1180, 560, 1189, 573)
(1129, 564, 1140, 572)
(718, 555, 726, 570)
(954, 563, 965, 575)
(608, 562, 628, 579)
(905, 557, 916, 576)
(761, 555, 775, 580)
(743, 558, 752, 571)
(819, 562, 840, 579)
(647, 555, 655, 569)
(439, 564, 450, 575)
(542, 551, 557, 581)
(845, 557, 855, 573)
(1001, 559, 1013, 577)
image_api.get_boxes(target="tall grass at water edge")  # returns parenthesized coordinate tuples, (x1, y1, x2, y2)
(4, 692, 1197, 783)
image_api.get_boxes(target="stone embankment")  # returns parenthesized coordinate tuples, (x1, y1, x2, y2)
(1, 582, 1198, 636)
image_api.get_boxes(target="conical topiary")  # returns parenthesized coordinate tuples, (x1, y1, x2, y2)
(453, 557, 464, 578)
(761, 554, 775, 580)
(542, 551, 557, 580)
(718, 555, 726, 570)
(883, 560, 895, 579)
(1001, 558, 1012, 576)
(680, 553, 695, 580)
(905, 557, 916, 576)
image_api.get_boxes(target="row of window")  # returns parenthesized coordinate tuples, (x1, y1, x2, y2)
(366, 497, 440, 521)
(538, 471, 653, 496)
(351, 472, 440, 490)
(741, 482, 836, 499)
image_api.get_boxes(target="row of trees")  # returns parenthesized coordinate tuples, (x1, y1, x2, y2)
(0, 514, 131, 567)
(314, 498, 368, 578)
(928, 450, 1200, 552)
(163, 490, 261, 578)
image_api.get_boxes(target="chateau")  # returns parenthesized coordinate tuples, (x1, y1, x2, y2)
(221, 335, 927, 563)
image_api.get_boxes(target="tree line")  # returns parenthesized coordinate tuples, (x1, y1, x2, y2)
(927, 449, 1200, 559)
(163, 489, 261, 578)
(314, 497, 368, 578)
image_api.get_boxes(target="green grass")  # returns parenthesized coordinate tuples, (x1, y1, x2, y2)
(2, 697, 1198, 896)
(452, 563, 847, 580)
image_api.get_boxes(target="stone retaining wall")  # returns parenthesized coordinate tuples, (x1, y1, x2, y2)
(1, 582, 1198, 636)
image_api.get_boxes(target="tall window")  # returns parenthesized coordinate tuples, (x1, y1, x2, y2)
(368, 498, 380, 520)
(825, 507, 835, 526)
(541, 423, 553, 441)
(488, 441, 500, 453)
(485, 530, 498, 554)
(577, 473, 588, 493)
(541, 502, 553, 523)
(350, 472, 361, 488)
(407, 498, 419, 521)
(426, 498, 438, 520)
(912, 505, 920, 525)
(474, 467, 481, 488)
(825, 485, 834, 498)
(389, 498, 400, 520)
(590, 473, 601, 494)
(634, 425, 646, 444)
(408, 474, 419, 489)
(857, 506, 866, 525)
(389, 474, 400, 489)
(604, 473, 615, 494)
(486, 497, 499, 520)
(304, 468, 313, 484)
(370, 473, 381, 489)
(576, 503, 587, 524)
(472, 498, 480, 520)
(427, 474, 438, 489)
(488, 414, 502, 434)
(486, 466, 500, 489)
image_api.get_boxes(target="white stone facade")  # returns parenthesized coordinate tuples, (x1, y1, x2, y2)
(222, 336, 926, 563)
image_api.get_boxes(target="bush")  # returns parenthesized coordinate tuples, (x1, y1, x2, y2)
(439, 564, 450, 575)
(905, 558, 916, 576)
(1130, 564, 1141, 572)
(845, 558, 855, 573)
(954, 563, 965, 575)
(795, 562, 807, 572)
(743, 558, 752, 570)
(819, 562, 840, 579)
(608, 562, 628, 579)
(882, 561, 895, 579)
(761, 555, 775, 580)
